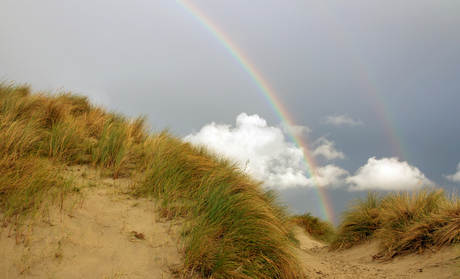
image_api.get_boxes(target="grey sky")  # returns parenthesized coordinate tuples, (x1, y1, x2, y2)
(1, 0, 459, 224)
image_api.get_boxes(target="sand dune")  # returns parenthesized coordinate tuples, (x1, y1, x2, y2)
(1, 165, 459, 278)
(296, 226, 460, 279)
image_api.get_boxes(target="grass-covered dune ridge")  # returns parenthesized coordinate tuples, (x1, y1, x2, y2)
(0, 82, 305, 278)
(291, 213, 336, 244)
(330, 188, 460, 260)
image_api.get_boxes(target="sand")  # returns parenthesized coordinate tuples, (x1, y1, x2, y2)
(1, 165, 459, 278)
(295, 226, 460, 279)
(0, 166, 182, 278)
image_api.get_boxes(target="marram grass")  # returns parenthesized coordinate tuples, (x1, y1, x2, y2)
(330, 188, 460, 260)
(0, 155, 72, 224)
(291, 213, 336, 243)
(135, 133, 305, 278)
(0, 81, 306, 278)
(375, 188, 446, 259)
(330, 191, 383, 251)
(7, 81, 459, 275)
(42, 116, 87, 163)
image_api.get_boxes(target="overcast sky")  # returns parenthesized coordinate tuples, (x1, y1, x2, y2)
(1, 0, 459, 224)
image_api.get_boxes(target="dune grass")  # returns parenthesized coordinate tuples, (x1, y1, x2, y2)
(329, 191, 383, 250)
(0, 155, 72, 229)
(0, 84, 73, 225)
(7, 80, 459, 275)
(330, 188, 460, 260)
(135, 132, 304, 278)
(0, 81, 305, 278)
(291, 213, 336, 243)
(376, 188, 446, 259)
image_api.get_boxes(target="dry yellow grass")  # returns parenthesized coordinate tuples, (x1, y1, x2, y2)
(330, 188, 460, 262)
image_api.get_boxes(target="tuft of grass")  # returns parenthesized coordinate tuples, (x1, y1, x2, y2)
(91, 116, 132, 178)
(0, 82, 38, 122)
(127, 115, 150, 145)
(433, 197, 460, 246)
(0, 117, 43, 159)
(375, 188, 446, 259)
(330, 187, 460, 261)
(80, 106, 108, 139)
(330, 191, 383, 250)
(0, 155, 72, 224)
(42, 117, 87, 163)
(90, 114, 150, 178)
(291, 213, 336, 243)
(34, 91, 92, 129)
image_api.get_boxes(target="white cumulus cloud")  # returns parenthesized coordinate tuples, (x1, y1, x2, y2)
(280, 122, 311, 136)
(184, 114, 434, 192)
(315, 165, 349, 187)
(323, 114, 363, 126)
(346, 157, 434, 191)
(184, 113, 332, 189)
(312, 137, 345, 160)
(444, 162, 460, 182)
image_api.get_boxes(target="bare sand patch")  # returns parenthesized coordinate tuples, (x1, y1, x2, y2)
(0, 166, 182, 278)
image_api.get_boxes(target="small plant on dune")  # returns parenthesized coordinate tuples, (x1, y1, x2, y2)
(80, 106, 108, 139)
(127, 115, 150, 145)
(125, 115, 151, 168)
(34, 91, 91, 129)
(433, 197, 460, 246)
(376, 187, 446, 259)
(135, 131, 201, 199)
(0, 81, 30, 100)
(330, 191, 383, 251)
(37, 94, 72, 129)
(0, 82, 39, 122)
(91, 116, 132, 178)
(0, 117, 43, 159)
(58, 92, 92, 116)
(291, 213, 336, 243)
(90, 114, 150, 179)
(42, 117, 87, 163)
(330, 186, 460, 261)
(0, 155, 72, 228)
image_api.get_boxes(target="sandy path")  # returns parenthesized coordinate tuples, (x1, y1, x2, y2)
(0, 166, 182, 278)
(295, 227, 460, 279)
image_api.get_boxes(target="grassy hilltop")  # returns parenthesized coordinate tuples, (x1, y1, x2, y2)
(0, 81, 306, 278)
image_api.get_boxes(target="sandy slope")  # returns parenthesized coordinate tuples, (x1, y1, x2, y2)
(0, 166, 182, 278)
(295, 226, 460, 279)
(2, 165, 460, 278)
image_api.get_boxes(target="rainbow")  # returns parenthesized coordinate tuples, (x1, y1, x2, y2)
(174, 0, 335, 222)
(312, 4, 407, 161)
